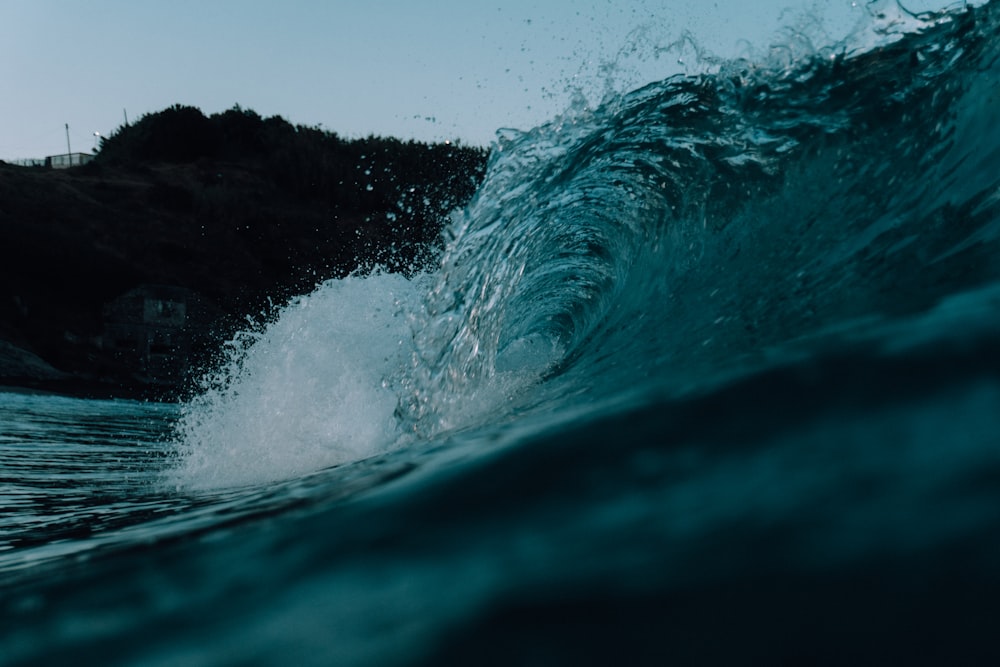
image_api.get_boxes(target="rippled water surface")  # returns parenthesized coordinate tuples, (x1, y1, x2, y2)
(4, 1, 1000, 664)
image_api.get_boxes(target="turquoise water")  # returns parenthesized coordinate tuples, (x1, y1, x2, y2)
(3, 2, 1000, 664)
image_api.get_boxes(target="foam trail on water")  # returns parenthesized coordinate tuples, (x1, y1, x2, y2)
(169, 273, 420, 490)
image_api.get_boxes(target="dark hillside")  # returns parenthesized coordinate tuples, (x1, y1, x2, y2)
(0, 105, 488, 398)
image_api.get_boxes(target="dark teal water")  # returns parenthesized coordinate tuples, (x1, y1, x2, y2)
(3, 2, 1000, 664)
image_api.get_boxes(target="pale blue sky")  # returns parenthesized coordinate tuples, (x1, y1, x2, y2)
(0, 0, 967, 159)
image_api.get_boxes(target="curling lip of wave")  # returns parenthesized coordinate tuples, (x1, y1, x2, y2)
(171, 0, 1000, 489)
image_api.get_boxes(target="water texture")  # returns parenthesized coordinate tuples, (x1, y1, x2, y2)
(3, 2, 1000, 664)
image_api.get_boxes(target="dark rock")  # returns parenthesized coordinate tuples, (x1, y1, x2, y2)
(0, 339, 68, 381)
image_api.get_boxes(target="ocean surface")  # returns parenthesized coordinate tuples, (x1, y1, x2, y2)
(3, 2, 1000, 664)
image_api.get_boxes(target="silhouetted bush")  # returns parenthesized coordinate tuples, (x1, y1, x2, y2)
(98, 104, 219, 163)
(96, 103, 489, 244)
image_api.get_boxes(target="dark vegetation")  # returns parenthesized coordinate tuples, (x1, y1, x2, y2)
(0, 104, 489, 398)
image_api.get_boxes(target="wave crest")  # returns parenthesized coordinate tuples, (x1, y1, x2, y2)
(172, 0, 1000, 489)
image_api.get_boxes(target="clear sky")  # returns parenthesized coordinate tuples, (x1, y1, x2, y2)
(0, 0, 968, 160)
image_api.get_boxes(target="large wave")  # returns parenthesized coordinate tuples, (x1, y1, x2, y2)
(170, 0, 1000, 489)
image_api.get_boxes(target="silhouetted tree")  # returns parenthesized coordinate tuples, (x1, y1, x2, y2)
(98, 104, 219, 163)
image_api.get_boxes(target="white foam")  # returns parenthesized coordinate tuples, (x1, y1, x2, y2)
(169, 273, 421, 490)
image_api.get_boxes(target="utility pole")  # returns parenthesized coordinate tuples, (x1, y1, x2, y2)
(65, 123, 72, 161)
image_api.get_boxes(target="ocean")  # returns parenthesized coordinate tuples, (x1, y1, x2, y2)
(3, 1, 1000, 664)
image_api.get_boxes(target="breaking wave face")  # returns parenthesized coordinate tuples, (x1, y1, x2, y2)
(169, 274, 422, 489)
(170, 0, 1000, 490)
